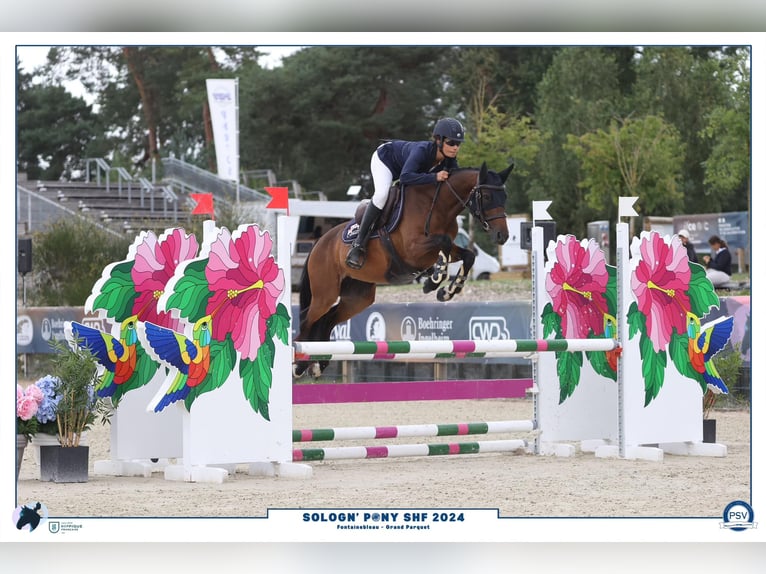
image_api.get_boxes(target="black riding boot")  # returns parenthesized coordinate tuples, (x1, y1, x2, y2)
(346, 203, 382, 269)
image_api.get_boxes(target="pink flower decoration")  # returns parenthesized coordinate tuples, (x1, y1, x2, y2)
(132, 229, 199, 329)
(631, 232, 691, 352)
(205, 226, 285, 361)
(17, 384, 23, 402)
(546, 236, 610, 338)
(17, 394, 39, 421)
(25, 384, 44, 405)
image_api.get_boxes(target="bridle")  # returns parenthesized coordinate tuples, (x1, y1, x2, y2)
(424, 170, 507, 236)
(465, 175, 508, 231)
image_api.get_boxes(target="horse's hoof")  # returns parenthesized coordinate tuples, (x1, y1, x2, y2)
(437, 287, 453, 302)
(293, 363, 306, 379)
(308, 363, 323, 378)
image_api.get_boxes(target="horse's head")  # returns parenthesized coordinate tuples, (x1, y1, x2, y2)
(466, 161, 512, 244)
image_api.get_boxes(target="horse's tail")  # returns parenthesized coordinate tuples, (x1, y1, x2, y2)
(297, 248, 313, 333)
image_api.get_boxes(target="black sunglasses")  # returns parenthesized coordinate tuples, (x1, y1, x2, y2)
(443, 139, 462, 147)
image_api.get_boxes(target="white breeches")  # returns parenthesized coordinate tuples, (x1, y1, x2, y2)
(370, 149, 394, 209)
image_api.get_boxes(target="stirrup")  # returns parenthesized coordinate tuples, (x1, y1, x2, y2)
(346, 246, 366, 269)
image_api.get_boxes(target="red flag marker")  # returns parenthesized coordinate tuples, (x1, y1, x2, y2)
(191, 193, 215, 217)
(265, 187, 290, 214)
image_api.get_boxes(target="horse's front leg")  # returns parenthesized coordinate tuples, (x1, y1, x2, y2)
(422, 250, 449, 294)
(437, 244, 475, 302)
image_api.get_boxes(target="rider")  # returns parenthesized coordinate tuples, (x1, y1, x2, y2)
(345, 117, 465, 270)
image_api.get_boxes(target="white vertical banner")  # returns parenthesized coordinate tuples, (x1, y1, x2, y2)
(206, 78, 239, 182)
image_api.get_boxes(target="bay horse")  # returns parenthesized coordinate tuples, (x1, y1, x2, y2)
(294, 161, 513, 377)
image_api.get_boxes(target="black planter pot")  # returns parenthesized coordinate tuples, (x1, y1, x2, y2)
(40, 445, 89, 483)
(703, 419, 717, 443)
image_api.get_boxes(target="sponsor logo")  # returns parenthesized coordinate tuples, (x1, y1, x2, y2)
(366, 312, 386, 341)
(469, 316, 510, 340)
(331, 320, 351, 341)
(400, 316, 417, 340)
(16, 315, 34, 345)
(41, 317, 52, 341)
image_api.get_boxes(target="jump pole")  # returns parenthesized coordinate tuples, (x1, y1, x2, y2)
(294, 419, 535, 442)
(293, 338, 618, 358)
(293, 439, 527, 462)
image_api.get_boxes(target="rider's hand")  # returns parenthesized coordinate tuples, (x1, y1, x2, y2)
(436, 170, 449, 182)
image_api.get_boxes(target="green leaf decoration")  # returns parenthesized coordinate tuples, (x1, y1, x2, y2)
(604, 265, 617, 318)
(241, 337, 275, 421)
(111, 342, 162, 403)
(687, 262, 720, 317)
(586, 348, 617, 381)
(639, 332, 667, 406)
(557, 350, 583, 404)
(669, 332, 706, 393)
(626, 302, 645, 340)
(165, 258, 213, 323)
(541, 302, 563, 338)
(267, 303, 290, 345)
(90, 260, 137, 321)
(184, 335, 236, 411)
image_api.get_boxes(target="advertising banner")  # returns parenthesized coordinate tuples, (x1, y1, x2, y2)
(206, 78, 239, 181)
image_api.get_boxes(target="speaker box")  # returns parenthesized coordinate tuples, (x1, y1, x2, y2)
(519, 221, 557, 251)
(18, 238, 32, 275)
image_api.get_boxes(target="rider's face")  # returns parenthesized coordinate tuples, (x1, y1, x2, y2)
(441, 138, 461, 158)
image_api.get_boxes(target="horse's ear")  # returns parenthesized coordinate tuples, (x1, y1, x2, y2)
(479, 161, 488, 183)
(498, 159, 515, 183)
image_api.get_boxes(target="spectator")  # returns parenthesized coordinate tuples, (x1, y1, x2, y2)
(702, 235, 732, 287)
(678, 229, 698, 263)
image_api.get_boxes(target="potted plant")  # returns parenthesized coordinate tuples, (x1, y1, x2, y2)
(37, 338, 104, 482)
(16, 384, 42, 481)
(702, 343, 744, 443)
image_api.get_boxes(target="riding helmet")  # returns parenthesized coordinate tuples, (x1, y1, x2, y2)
(432, 117, 465, 141)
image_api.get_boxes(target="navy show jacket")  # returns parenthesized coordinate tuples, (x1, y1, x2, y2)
(376, 140, 459, 187)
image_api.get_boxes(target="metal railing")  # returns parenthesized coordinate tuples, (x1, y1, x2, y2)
(16, 184, 123, 237)
(161, 157, 270, 203)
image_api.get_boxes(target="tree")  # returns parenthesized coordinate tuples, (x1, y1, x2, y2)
(458, 105, 545, 214)
(445, 46, 560, 118)
(565, 115, 686, 220)
(631, 46, 733, 213)
(239, 46, 448, 198)
(534, 48, 624, 236)
(17, 58, 103, 180)
(699, 47, 751, 212)
(40, 46, 261, 175)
